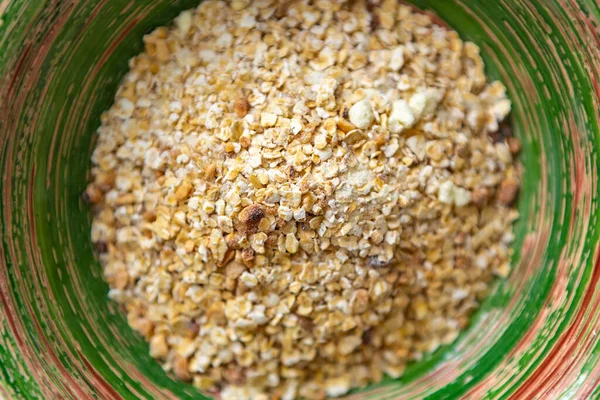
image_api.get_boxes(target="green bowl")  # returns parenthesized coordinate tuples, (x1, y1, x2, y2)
(1, 0, 600, 398)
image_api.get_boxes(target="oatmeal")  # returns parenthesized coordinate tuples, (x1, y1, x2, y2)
(86, 0, 520, 398)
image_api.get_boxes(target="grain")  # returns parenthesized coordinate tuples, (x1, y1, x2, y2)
(88, 1, 520, 398)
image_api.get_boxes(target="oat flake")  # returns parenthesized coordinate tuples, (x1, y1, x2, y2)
(87, 1, 521, 398)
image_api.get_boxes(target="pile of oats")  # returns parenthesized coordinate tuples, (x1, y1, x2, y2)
(87, 0, 520, 398)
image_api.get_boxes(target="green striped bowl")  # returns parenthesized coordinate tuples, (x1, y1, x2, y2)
(1, 0, 600, 398)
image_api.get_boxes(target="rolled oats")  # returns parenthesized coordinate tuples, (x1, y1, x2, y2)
(87, 1, 521, 399)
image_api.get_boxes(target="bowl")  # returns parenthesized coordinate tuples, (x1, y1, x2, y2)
(1, 0, 600, 398)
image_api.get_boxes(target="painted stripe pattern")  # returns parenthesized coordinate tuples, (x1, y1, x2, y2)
(1, 0, 600, 399)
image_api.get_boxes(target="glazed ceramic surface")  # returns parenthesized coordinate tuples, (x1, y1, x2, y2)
(1, 0, 600, 398)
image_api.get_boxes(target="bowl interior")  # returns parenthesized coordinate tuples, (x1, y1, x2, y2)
(1, 0, 600, 399)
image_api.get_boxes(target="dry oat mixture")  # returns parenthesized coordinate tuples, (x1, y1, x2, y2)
(86, 0, 521, 398)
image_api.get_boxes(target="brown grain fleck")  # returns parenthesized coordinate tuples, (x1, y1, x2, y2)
(497, 177, 520, 206)
(238, 204, 265, 226)
(472, 187, 490, 207)
(83, 184, 103, 204)
(507, 137, 522, 155)
(234, 97, 250, 118)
